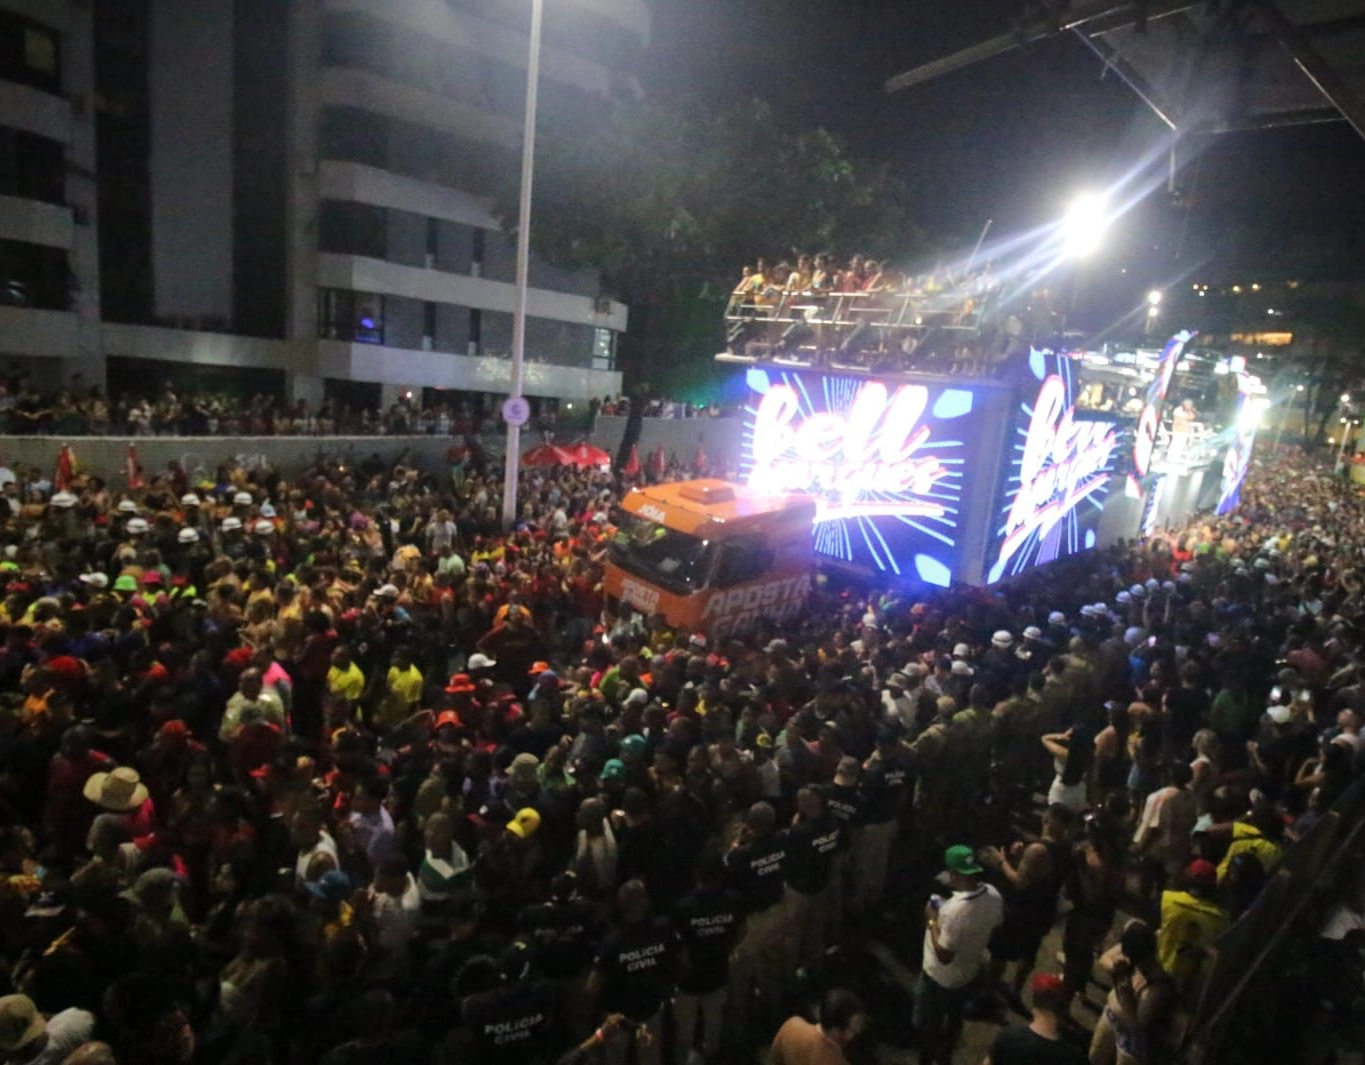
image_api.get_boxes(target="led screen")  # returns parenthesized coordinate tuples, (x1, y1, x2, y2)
(1216, 386, 1260, 515)
(740, 367, 997, 586)
(986, 350, 1121, 584)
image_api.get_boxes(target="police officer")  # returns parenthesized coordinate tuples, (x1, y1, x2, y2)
(461, 939, 556, 1065)
(724, 801, 787, 1033)
(519, 873, 599, 1040)
(591, 879, 675, 1065)
(819, 756, 866, 942)
(851, 727, 911, 917)
(782, 787, 841, 971)
(673, 852, 743, 1065)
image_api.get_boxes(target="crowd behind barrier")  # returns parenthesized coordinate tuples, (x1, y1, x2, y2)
(0, 383, 740, 440)
(0, 440, 1357, 1065)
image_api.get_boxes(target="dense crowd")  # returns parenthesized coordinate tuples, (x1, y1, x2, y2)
(0, 383, 512, 439)
(727, 255, 996, 308)
(0, 442, 1357, 1065)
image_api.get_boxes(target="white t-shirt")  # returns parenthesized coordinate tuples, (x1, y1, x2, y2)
(922, 884, 1003, 989)
(295, 829, 339, 884)
(30, 1009, 96, 1065)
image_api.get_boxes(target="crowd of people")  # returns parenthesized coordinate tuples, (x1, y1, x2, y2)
(0, 439, 1357, 1065)
(0, 382, 479, 439)
(726, 255, 997, 311)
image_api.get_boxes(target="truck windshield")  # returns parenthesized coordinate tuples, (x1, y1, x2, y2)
(608, 508, 711, 594)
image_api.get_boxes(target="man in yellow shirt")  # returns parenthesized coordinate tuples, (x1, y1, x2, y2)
(380, 647, 424, 728)
(1158, 860, 1230, 994)
(327, 645, 366, 716)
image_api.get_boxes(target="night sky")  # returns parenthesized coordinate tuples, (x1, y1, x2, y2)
(644, 0, 1365, 313)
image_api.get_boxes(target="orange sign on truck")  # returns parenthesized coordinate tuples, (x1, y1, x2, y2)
(603, 480, 816, 640)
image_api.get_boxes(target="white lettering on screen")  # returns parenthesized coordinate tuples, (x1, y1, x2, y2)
(748, 382, 949, 521)
(995, 375, 1117, 576)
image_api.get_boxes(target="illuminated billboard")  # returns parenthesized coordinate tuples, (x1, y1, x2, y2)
(1216, 379, 1262, 515)
(740, 367, 1003, 585)
(986, 351, 1120, 584)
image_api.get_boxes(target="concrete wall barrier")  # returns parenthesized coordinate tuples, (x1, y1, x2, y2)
(0, 418, 745, 483)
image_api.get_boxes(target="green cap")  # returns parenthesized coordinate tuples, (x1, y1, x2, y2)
(944, 844, 982, 877)
(619, 735, 646, 757)
(113, 575, 138, 593)
(600, 758, 626, 783)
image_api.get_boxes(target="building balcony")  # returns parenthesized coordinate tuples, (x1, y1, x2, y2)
(317, 252, 628, 333)
(324, 0, 614, 98)
(319, 159, 497, 231)
(0, 194, 72, 249)
(0, 305, 76, 356)
(317, 337, 621, 398)
(319, 66, 520, 152)
(0, 80, 70, 143)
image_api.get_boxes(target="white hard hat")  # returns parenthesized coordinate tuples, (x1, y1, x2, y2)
(116, 499, 138, 514)
(180, 493, 201, 507)
(221, 517, 242, 532)
(178, 527, 200, 544)
(232, 491, 253, 506)
(125, 517, 149, 534)
(253, 520, 274, 535)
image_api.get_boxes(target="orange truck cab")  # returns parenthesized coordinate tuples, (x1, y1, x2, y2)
(604, 479, 816, 640)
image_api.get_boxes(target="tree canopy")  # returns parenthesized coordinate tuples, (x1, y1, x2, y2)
(498, 97, 918, 390)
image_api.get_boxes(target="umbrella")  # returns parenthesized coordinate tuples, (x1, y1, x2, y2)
(522, 444, 576, 467)
(623, 445, 641, 477)
(569, 441, 612, 468)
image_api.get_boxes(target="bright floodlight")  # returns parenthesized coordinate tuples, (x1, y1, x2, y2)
(1060, 194, 1108, 258)
(1147, 289, 1162, 306)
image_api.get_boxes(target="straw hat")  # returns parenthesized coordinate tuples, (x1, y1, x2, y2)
(83, 767, 149, 811)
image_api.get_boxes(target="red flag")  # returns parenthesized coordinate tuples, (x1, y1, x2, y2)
(649, 445, 666, 478)
(623, 444, 641, 478)
(53, 445, 74, 491)
(693, 443, 708, 474)
(125, 443, 144, 490)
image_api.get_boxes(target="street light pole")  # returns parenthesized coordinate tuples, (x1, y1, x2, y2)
(501, 0, 544, 529)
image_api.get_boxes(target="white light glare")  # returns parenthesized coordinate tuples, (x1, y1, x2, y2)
(1147, 289, 1162, 306)
(1060, 194, 1108, 258)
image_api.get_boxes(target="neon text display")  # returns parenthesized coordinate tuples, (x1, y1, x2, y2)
(748, 381, 950, 521)
(991, 373, 1117, 581)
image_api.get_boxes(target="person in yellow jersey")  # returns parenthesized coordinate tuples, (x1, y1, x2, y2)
(1156, 860, 1229, 996)
(379, 646, 424, 729)
(326, 644, 366, 718)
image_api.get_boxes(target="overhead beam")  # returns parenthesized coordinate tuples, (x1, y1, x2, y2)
(1252, 0, 1365, 142)
(884, 1, 1202, 94)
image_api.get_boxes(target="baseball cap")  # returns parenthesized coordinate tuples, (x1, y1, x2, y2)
(307, 869, 352, 902)
(991, 630, 1013, 648)
(1185, 859, 1217, 891)
(178, 527, 199, 544)
(1022, 625, 1042, 640)
(49, 491, 76, 509)
(435, 709, 463, 729)
(507, 807, 541, 839)
(116, 499, 138, 514)
(620, 734, 647, 757)
(253, 520, 274, 535)
(180, 493, 201, 507)
(599, 758, 626, 783)
(1047, 611, 1066, 625)
(950, 660, 974, 676)
(944, 844, 983, 876)
(1029, 971, 1066, 999)
(78, 572, 109, 590)
(374, 583, 399, 599)
(113, 574, 138, 593)
(0, 995, 44, 1053)
(233, 491, 253, 506)
(125, 518, 149, 535)
(951, 643, 970, 658)
(527, 660, 551, 676)
(467, 652, 496, 671)
(221, 517, 242, 532)
(886, 672, 909, 690)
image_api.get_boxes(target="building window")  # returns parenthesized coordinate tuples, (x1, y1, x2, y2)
(592, 328, 615, 371)
(318, 200, 386, 259)
(469, 307, 482, 349)
(0, 239, 69, 309)
(0, 127, 63, 204)
(0, 13, 62, 95)
(318, 287, 384, 344)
